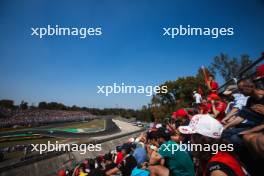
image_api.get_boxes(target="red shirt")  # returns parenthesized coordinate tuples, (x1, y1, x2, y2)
(206, 103, 212, 113)
(199, 103, 212, 114)
(115, 152, 123, 165)
(215, 101, 227, 121)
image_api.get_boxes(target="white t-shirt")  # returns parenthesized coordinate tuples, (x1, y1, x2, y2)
(233, 93, 249, 110)
(193, 93, 202, 104)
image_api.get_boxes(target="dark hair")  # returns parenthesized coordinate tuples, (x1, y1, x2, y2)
(156, 127, 171, 141)
(174, 118, 190, 129)
(116, 145, 122, 152)
(255, 78, 264, 90)
(147, 131, 158, 141)
(79, 163, 86, 170)
(121, 143, 132, 154)
(209, 74, 215, 79)
(237, 78, 255, 86)
(104, 153, 112, 161)
(88, 158, 95, 169)
(123, 147, 131, 154)
(131, 143, 137, 149)
(191, 133, 234, 175)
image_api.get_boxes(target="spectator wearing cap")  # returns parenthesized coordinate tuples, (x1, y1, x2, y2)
(167, 109, 191, 144)
(171, 109, 190, 128)
(207, 94, 227, 121)
(172, 109, 188, 120)
(179, 114, 249, 176)
(149, 127, 195, 176)
(114, 146, 123, 165)
(106, 143, 137, 176)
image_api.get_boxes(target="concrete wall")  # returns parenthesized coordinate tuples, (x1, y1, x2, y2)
(0, 132, 142, 176)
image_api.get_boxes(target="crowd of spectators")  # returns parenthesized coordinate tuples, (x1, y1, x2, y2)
(57, 64, 264, 176)
(0, 110, 93, 128)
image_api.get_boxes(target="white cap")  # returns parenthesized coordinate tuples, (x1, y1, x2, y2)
(128, 137, 135, 143)
(178, 114, 223, 139)
(156, 124, 162, 129)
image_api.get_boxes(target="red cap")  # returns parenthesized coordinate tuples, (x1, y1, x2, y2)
(57, 170, 66, 176)
(172, 109, 187, 119)
(257, 64, 264, 77)
(210, 81, 219, 90)
(207, 93, 220, 101)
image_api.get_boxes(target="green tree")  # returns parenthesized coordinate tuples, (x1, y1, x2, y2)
(38, 101, 48, 109)
(209, 53, 254, 81)
(0, 99, 15, 109)
(140, 104, 153, 122)
(20, 100, 28, 110)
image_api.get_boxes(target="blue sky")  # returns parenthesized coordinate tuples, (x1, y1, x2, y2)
(0, 0, 263, 109)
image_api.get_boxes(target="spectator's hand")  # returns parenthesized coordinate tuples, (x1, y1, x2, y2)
(250, 104, 264, 115)
(240, 124, 264, 135)
(146, 144, 153, 156)
(227, 116, 237, 123)
(139, 132, 145, 138)
(223, 116, 244, 130)
(141, 162, 149, 169)
(221, 116, 230, 125)
(222, 115, 236, 125)
(166, 123, 176, 131)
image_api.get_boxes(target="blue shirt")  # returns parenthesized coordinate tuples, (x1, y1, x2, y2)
(133, 146, 147, 164)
